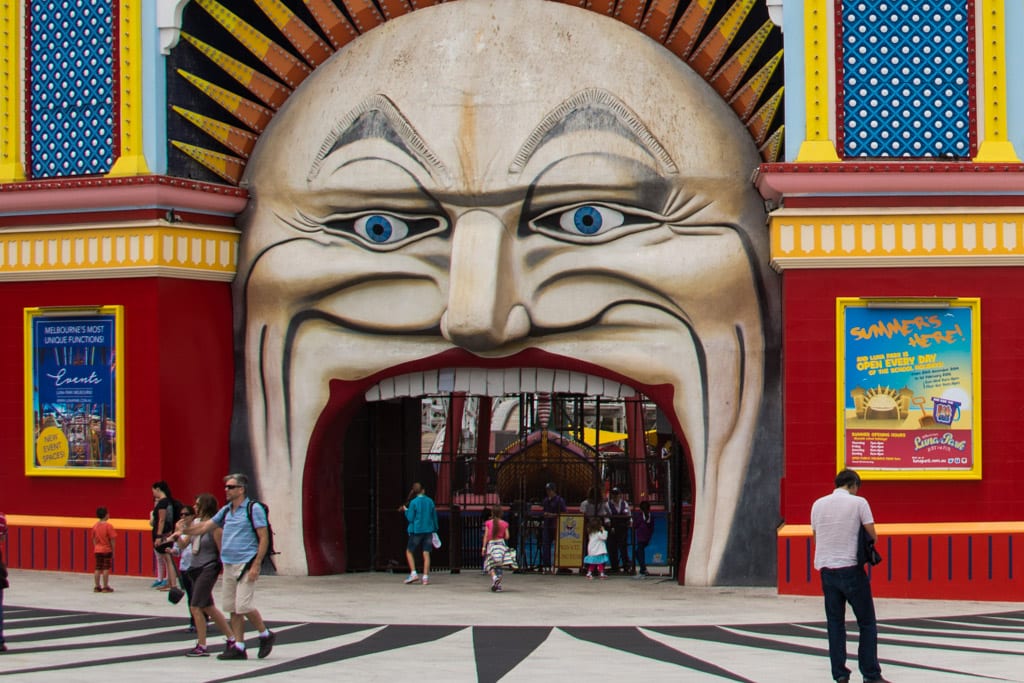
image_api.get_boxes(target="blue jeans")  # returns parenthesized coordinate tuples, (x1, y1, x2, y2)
(821, 566, 881, 681)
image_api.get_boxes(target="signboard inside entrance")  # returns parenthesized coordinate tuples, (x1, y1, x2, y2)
(554, 513, 584, 568)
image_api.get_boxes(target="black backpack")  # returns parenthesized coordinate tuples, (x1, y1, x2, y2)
(246, 500, 279, 572)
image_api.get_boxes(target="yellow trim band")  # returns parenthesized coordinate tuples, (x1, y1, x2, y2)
(4, 514, 152, 532)
(771, 210, 1024, 269)
(780, 521, 1024, 537)
(0, 224, 239, 281)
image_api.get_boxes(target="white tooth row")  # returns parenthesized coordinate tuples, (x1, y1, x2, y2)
(364, 368, 636, 402)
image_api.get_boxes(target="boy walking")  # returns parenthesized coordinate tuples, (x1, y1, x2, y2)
(92, 507, 117, 593)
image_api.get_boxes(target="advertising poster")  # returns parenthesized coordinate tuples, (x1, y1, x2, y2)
(554, 513, 584, 568)
(25, 306, 125, 477)
(837, 299, 980, 480)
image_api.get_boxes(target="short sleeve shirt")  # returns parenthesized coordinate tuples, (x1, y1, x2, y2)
(92, 520, 117, 553)
(212, 498, 267, 565)
(811, 488, 874, 570)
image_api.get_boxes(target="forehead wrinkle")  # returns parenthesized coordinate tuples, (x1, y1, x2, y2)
(307, 94, 451, 185)
(509, 88, 678, 176)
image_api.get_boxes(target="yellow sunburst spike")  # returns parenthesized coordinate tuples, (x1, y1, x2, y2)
(710, 20, 774, 100)
(745, 87, 783, 146)
(177, 70, 274, 133)
(728, 50, 782, 121)
(340, 0, 384, 33)
(378, 0, 413, 20)
(303, 0, 358, 50)
(172, 106, 259, 159)
(759, 125, 784, 163)
(171, 141, 246, 185)
(689, 0, 755, 78)
(615, 0, 646, 28)
(181, 33, 292, 110)
(641, 0, 682, 43)
(194, 0, 311, 89)
(255, 0, 333, 67)
(664, 0, 714, 61)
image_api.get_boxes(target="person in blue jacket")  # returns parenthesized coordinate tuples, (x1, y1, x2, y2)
(399, 483, 438, 585)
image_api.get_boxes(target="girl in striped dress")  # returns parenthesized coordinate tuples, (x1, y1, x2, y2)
(482, 505, 515, 592)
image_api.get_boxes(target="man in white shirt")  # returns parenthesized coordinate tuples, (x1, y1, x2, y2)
(810, 469, 889, 683)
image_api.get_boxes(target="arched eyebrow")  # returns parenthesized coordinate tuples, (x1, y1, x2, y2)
(509, 88, 678, 175)
(308, 94, 450, 185)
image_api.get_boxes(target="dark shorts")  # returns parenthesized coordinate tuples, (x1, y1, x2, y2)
(188, 562, 221, 609)
(94, 552, 113, 571)
(407, 533, 433, 554)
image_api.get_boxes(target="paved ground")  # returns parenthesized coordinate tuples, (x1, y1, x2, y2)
(2, 568, 1024, 681)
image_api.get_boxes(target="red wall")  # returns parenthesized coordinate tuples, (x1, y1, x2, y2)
(782, 267, 1024, 525)
(0, 277, 233, 520)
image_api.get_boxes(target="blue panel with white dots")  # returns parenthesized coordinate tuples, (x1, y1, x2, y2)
(841, 0, 971, 158)
(29, 0, 115, 178)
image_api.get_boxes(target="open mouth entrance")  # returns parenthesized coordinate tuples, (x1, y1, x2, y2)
(304, 367, 695, 579)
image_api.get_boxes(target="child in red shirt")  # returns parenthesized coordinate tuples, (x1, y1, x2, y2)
(92, 507, 117, 593)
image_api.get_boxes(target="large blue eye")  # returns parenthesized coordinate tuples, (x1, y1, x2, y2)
(558, 205, 625, 236)
(354, 214, 409, 244)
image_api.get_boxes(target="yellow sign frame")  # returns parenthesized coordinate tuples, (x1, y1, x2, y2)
(24, 306, 126, 478)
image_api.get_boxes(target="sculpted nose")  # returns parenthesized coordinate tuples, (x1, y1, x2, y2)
(441, 209, 530, 351)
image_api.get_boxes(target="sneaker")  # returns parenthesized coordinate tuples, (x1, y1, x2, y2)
(403, 573, 418, 584)
(186, 645, 209, 657)
(152, 579, 168, 589)
(421, 575, 429, 585)
(599, 573, 607, 579)
(93, 586, 102, 593)
(495, 583, 503, 592)
(257, 631, 276, 659)
(490, 581, 498, 592)
(586, 572, 593, 580)
(101, 586, 114, 592)
(217, 645, 247, 660)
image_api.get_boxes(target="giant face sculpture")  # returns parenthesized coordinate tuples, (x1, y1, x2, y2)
(236, 0, 779, 586)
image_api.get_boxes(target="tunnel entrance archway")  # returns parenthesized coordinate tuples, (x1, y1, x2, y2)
(338, 388, 692, 578)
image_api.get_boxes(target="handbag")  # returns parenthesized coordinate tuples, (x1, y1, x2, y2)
(857, 526, 883, 566)
(431, 532, 442, 549)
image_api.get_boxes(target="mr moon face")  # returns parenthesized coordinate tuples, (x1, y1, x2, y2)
(236, 0, 779, 586)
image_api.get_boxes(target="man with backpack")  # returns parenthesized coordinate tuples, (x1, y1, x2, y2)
(181, 473, 276, 660)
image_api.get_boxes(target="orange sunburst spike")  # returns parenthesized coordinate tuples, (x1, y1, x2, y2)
(194, 0, 311, 89)
(303, 0, 359, 50)
(664, 0, 714, 60)
(255, 0, 333, 67)
(177, 70, 274, 133)
(728, 49, 781, 121)
(614, 0, 646, 28)
(378, 0, 413, 19)
(689, 0, 755, 78)
(586, 0, 615, 15)
(172, 106, 259, 159)
(759, 125, 784, 163)
(181, 33, 292, 110)
(710, 20, 773, 100)
(171, 141, 246, 185)
(641, 0, 681, 43)
(340, 0, 384, 33)
(745, 87, 783, 145)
